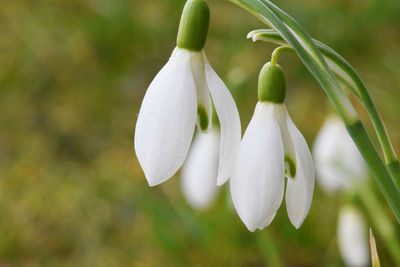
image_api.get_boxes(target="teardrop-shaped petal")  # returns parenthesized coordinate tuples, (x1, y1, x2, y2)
(274, 105, 297, 179)
(338, 206, 369, 267)
(191, 52, 212, 132)
(285, 113, 315, 228)
(134, 47, 197, 186)
(204, 53, 241, 186)
(181, 129, 219, 209)
(230, 102, 285, 232)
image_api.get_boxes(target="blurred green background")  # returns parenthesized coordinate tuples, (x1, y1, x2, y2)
(0, 0, 399, 266)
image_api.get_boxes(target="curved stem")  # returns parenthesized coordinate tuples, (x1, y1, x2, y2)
(314, 41, 400, 190)
(230, 0, 358, 124)
(248, 29, 400, 191)
(270, 46, 292, 65)
(314, 41, 398, 162)
(228, 0, 400, 221)
(256, 0, 398, 161)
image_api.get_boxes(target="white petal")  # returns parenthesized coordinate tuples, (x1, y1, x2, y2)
(230, 102, 285, 232)
(134, 47, 197, 186)
(313, 116, 367, 193)
(258, 212, 276, 230)
(285, 114, 315, 228)
(191, 52, 212, 131)
(274, 105, 297, 179)
(204, 53, 241, 186)
(338, 206, 369, 267)
(181, 129, 219, 209)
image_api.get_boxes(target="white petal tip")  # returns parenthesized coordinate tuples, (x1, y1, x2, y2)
(258, 224, 267, 230)
(246, 32, 253, 39)
(288, 214, 305, 229)
(144, 172, 172, 187)
(292, 222, 302, 229)
(216, 176, 228, 186)
(147, 180, 160, 187)
(146, 178, 162, 187)
(246, 225, 257, 232)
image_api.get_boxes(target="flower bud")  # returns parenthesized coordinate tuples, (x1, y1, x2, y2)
(177, 0, 210, 51)
(258, 62, 286, 103)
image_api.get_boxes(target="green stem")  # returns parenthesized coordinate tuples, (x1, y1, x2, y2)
(270, 46, 292, 65)
(387, 161, 400, 191)
(248, 29, 400, 191)
(346, 121, 400, 222)
(314, 42, 400, 189)
(232, 0, 358, 124)
(356, 182, 400, 265)
(228, 0, 400, 221)
(248, 29, 361, 97)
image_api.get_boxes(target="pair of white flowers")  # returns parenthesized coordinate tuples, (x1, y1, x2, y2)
(134, 0, 315, 231)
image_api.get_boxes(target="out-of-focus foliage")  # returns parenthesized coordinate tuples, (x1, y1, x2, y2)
(0, 0, 399, 265)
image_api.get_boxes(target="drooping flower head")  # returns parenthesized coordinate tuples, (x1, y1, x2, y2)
(181, 129, 219, 209)
(313, 115, 367, 193)
(134, 0, 241, 186)
(230, 62, 315, 231)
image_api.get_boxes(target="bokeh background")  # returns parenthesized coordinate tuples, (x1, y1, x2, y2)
(0, 0, 399, 266)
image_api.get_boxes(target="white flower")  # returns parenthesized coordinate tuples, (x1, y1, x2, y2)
(338, 206, 369, 267)
(134, 47, 241, 187)
(313, 116, 367, 193)
(181, 129, 219, 209)
(230, 102, 315, 231)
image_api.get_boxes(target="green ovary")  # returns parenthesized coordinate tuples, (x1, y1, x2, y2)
(176, 0, 210, 51)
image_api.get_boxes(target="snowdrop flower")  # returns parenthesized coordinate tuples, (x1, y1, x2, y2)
(313, 116, 367, 193)
(134, 0, 241, 186)
(181, 129, 219, 209)
(230, 62, 315, 231)
(338, 205, 369, 267)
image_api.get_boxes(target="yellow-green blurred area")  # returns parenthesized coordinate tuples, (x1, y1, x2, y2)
(0, 0, 399, 265)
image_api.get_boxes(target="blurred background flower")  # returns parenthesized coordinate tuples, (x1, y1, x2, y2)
(0, 0, 399, 265)
(313, 115, 367, 193)
(337, 206, 369, 267)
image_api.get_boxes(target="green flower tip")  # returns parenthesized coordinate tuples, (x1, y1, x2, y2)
(258, 62, 286, 103)
(177, 0, 210, 51)
(285, 155, 297, 178)
(197, 105, 209, 131)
